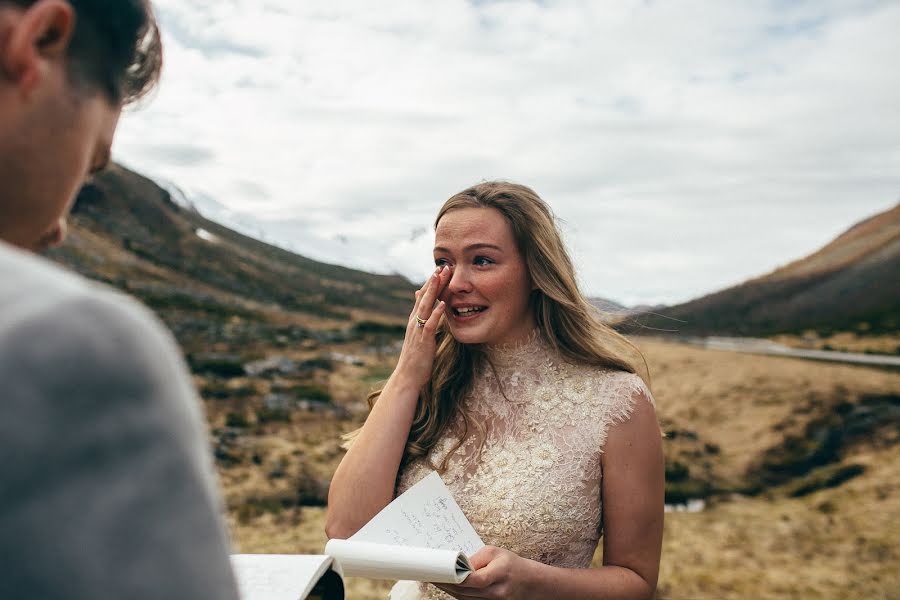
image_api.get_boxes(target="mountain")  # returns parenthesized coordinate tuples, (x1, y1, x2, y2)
(47, 163, 415, 354)
(625, 204, 900, 337)
(588, 297, 628, 312)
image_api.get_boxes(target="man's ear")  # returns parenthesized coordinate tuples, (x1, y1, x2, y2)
(1, 0, 75, 95)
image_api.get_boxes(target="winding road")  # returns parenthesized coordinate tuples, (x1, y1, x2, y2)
(682, 336, 900, 368)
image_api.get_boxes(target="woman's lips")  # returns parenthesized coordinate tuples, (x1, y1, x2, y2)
(451, 306, 488, 321)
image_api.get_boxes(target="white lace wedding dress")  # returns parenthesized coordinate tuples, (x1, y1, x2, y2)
(390, 331, 652, 599)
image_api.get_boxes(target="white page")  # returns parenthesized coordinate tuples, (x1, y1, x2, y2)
(230, 554, 339, 600)
(324, 539, 470, 584)
(350, 471, 484, 556)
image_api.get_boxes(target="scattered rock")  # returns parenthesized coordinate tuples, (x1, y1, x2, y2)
(244, 356, 302, 377)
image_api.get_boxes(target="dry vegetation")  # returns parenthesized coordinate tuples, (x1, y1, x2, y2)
(220, 338, 900, 599)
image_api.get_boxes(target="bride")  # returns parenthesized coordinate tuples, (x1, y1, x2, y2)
(326, 182, 663, 599)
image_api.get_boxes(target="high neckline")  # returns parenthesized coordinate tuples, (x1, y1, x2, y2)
(482, 328, 548, 368)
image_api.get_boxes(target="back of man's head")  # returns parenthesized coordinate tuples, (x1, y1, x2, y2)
(1, 0, 162, 105)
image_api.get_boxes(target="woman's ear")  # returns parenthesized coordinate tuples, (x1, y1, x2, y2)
(1, 0, 75, 96)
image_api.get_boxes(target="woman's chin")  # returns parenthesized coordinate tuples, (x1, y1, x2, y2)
(446, 323, 488, 346)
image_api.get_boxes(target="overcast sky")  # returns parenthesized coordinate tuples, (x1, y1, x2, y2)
(113, 0, 900, 306)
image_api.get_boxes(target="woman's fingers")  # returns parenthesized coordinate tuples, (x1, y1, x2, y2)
(409, 285, 428, 328)
(410, 275, 430, 316)
(396, 270, 448, 387)
(413, 266, 448, 324)
(419, 268, 443, 313)
(422, 301, 446, 333)
(411, 269, 437, 315)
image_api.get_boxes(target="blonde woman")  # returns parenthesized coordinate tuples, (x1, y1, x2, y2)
(327, 182, 663, 600)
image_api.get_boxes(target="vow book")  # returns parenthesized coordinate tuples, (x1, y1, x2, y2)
(231, 471, 485, 600)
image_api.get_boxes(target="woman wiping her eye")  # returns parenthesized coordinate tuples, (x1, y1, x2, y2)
(327, 181, 663, 600)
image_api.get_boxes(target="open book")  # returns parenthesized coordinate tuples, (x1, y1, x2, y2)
(232, 471, 484, 600)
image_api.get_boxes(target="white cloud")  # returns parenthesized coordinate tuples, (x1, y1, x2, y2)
(114, 0, 900, 306)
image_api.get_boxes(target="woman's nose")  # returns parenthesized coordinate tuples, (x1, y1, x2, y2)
(446, 265, 472, 294)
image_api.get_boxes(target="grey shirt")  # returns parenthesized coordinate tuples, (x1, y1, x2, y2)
(0, 241, 239, 599)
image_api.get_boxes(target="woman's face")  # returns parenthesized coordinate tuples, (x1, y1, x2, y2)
(433, 207, 537, 347)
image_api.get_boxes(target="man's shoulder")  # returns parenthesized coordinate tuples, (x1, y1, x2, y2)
(0, 241, 162, 340)
(0, 240, 90, 294)
(0, 241, 204, 465)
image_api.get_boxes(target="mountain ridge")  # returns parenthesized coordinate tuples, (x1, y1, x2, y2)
(50, 164, 898, 342)
(624, 204, 900, 337)
(48, 164, 415, 358)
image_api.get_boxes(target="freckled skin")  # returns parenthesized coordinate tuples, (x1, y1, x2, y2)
(434, 207, 537, 347)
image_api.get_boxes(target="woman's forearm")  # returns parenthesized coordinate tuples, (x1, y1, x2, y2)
(324, 372, 420, 539)
(439, 550, 657, 600)
(527, 561, 656, 600)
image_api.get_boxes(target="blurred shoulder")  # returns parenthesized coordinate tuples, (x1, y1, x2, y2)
(0, 241, 171, 351)
(0, 242, 185, 394)
(0, 243, 206, 461)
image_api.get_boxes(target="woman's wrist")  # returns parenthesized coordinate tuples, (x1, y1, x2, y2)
(384, 369, 424, 399)
(522, 556, 553, 591)
(389, 355, 431, 387)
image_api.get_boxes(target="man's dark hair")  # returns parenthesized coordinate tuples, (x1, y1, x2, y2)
(5, 0, 162, 105)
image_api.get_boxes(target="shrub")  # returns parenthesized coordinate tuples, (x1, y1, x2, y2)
(187, 353, 245, 378)
(293, 385, 332, 403)
(257, 407, 291, 423)
(225, 412, 249, 428)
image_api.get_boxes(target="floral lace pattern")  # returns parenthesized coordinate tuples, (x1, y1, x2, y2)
(391, 331, 652, 600)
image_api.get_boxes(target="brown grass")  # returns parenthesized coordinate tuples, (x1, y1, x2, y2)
(641, 338, 899, 485)
(224, 338, 900, 599)
(652, 446, 900, 599)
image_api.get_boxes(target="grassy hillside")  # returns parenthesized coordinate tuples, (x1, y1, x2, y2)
(48, 163, 414, 357)
(626, 205, 900, 338)
(227, 339, 900, 599)
(54, 163, 413, 318)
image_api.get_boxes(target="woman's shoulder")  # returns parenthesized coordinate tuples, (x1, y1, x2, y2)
(556, 359, 654, 414)
(561, 358, 649, 394)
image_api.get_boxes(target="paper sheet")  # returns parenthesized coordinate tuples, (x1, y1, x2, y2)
(350, 471, 484, 556)
(230, 554, 338, 600)
(324, 539, 470, 583)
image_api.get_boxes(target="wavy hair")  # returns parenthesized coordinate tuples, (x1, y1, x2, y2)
(352, 181, 648, 470)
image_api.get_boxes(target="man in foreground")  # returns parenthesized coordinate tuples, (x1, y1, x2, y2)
(0, 1, 239, 597)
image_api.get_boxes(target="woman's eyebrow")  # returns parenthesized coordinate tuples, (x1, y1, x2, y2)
(433, 243, 504, 254)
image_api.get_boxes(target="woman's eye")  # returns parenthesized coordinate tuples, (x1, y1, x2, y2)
(473, 256, 494, 266)
(434, 258, 449, 267)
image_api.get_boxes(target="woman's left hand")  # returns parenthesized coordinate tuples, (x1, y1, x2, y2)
(434, 546, 540, 599)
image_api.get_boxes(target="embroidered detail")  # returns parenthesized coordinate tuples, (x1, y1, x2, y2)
(394, 334, 653, 600)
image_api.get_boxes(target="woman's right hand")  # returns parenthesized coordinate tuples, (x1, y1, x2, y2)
(325, 266, 451, 540)
(393, 265, 450, 390)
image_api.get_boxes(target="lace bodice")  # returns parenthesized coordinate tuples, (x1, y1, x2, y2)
(391, 331, 652, 599)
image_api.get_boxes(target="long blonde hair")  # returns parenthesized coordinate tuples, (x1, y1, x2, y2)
(351, 182, 647, 469)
